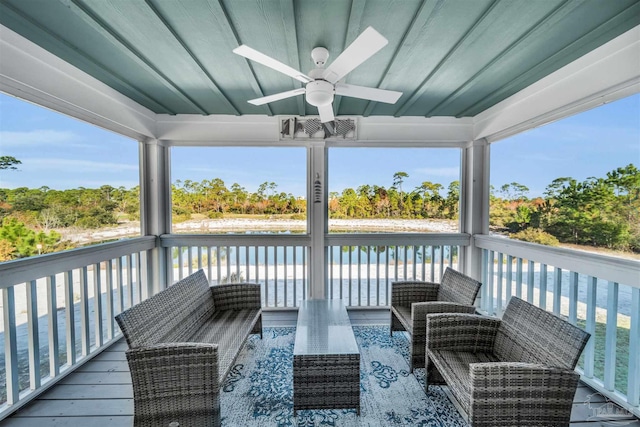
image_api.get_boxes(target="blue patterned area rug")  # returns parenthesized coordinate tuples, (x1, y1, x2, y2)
(220, 326, 468, 426)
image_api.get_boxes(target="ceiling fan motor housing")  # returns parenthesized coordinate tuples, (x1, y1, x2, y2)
(305, 80, 334, 107)
(311, 47, 329, 66)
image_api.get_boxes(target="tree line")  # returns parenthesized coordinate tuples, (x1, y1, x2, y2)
(490, 164, 639, 252)
(0, 163, 638, 260)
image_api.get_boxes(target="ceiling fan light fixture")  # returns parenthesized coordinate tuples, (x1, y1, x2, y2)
(305, 80, 334, 107)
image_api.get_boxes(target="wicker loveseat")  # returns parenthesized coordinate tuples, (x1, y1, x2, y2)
(390, 267, 482, 371)
(115, 269, 262, 427)
(425, 296, 590, 427)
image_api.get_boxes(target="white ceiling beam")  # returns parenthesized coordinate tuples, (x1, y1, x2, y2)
(155, 114, 474, 147)
(474, 25, 640, 143)
(0, 24, 156, 141)
(354, 116, 473, 146)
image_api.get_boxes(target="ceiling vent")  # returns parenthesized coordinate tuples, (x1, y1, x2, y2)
(280, 117, 356, 140)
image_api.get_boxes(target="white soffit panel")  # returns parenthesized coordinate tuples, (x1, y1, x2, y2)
(474, 25, 640, 143)
(0, 24, 156, 141)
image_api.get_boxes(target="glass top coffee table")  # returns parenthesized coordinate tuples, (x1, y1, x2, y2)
(293, 299, 360, 416)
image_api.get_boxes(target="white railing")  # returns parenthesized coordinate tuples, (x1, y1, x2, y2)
(326, 233, 469, 306)
(161, 233, 471, 308)
(14, 232, 636, 420)
(0, 236, 156, 419)
(475, 234, 640, 417)
(161, 234, 311, 308)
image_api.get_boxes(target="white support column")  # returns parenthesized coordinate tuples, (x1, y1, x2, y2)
(140, 140, 171, 294)
(308, 143, 327, 299)
(460, 139, 490, 282)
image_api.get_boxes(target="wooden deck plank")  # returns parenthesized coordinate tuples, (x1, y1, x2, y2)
(571, 400, 640, 424)
(574, 385, 606, 403)
(10, 399, 133, 417)
(75, 361, 129, 372)
(107, 342, 128, 351)
(92, 351, 127, 362)
(570, 422, 640, 427)
(39, 384, 133, 400)
(58, 372, 131, 385)
(0, 416, 132, 427)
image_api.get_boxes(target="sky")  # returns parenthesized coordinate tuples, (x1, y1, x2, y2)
(0, 92, 638, 198)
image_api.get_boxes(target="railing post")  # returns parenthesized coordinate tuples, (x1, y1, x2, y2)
(584, 276, 597, 378)
(568, 271, 578, 325)
(80, 267, 90, 357)
(64, 270, 76, 366)
(93, 263, 103, 348)
(553, 267, 562, 315)
(27, 280, 41, 390)
(539, 263, 548, 310)
(3, 286, 19, 405)
(604, 281, 619, 391)
(46, 274, 60, 377)
(628, 287, 640, 406)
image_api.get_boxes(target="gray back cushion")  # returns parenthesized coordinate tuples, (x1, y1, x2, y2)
(115, 269, 215, 348)
(494, 297, 590, 369)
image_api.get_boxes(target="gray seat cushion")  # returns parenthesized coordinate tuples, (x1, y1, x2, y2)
(188, 308, 262, 381)
(391, 305, 413, 333)
(428, 349, 500, 413)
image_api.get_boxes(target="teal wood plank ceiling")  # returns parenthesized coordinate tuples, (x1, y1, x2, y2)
(1, 0, 638, 117)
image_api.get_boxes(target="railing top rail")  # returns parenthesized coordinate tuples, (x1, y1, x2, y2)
(161, 232, 471, 248)
(160, 233, 312, 247)
(0, 236, 157, 288)
(474, 234, 640, 288)
(326, 232, 470, 247)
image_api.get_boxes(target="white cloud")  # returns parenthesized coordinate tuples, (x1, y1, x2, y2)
(414, 167, 460, 177)
(0, 129, 85, 147)
(515, 153, 561, 162)
(22, 158, 138, 172)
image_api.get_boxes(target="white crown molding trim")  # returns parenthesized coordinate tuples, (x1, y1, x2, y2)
(156, 114, 474, 147)
(0, 24, 156, 141)
(474, 25, 640, 143)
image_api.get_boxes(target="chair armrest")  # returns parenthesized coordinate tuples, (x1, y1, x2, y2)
(426, 313, 500, 352)
(391, 281, 439, 306)
(469, 362, 580, 425)
(412, 301, 477, 321)
(126, 343, 220, 422)
(412, 302, 478, 348)
(127, 343, 219, 392)
(211, 283, 262, 311)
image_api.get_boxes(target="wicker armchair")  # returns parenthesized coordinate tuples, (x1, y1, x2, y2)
(425, 296, 591, 427)
(390, 267, 481, 371)
(115, 269, 262, 427)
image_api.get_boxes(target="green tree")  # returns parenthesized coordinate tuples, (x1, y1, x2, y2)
(0, 217, 64, 260)
(542, 174, 631, 249)
(445, 180, 460, 220)
(0, 156, 21, 170)
(392, 171, 409, 211)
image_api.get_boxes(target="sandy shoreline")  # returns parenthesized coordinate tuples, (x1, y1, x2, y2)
(63, 218, 459, 244)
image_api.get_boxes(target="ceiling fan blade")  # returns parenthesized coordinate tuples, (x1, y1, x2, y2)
(233, 45, 313, 84)
(335, 83, 402, 104)
(322, 27, 388, 84)
(318, 104, 335, 123)
(247, 88, 306, 106)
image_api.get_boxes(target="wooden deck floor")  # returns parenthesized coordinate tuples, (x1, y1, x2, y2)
(2, 310, 638, 427)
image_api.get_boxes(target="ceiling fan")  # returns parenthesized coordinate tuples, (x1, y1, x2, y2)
(233, 26, 402, 123)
